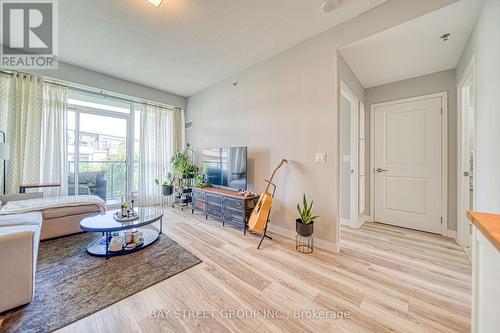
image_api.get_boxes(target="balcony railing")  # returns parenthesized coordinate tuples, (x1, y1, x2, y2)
(68, 160, 128, 203)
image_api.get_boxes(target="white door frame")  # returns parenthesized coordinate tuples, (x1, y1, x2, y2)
(457, 56, 476, 247)
(369, 92, 448, 236)
(339, 81, 359, 229)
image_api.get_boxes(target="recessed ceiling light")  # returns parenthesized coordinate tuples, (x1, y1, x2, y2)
(146, 0, 163, 7)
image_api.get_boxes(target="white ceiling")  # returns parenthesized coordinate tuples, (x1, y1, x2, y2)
(58, 0, 388, 97)
(339, 0, 482, 89)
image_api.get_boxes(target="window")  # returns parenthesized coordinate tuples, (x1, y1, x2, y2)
(67, 91, 135, 206)
(65, 90, 179, 206)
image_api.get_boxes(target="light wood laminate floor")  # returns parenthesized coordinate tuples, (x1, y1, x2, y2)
(58, 208, 471, 333)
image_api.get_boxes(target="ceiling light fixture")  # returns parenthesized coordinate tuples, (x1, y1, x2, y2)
(322, 0, 341, 13)
(146, 0, 163, 7)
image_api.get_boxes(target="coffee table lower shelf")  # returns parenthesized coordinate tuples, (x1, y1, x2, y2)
(86, 228, 159, 258)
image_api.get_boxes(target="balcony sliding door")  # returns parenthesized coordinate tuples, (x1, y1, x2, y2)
(67, 92, 134, 205)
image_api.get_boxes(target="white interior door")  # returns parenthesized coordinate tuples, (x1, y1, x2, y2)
(373, 96, 443, 233)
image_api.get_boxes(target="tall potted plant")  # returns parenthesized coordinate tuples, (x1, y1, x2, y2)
(296, 194, 319, 237)
(170, 150, 199, 179)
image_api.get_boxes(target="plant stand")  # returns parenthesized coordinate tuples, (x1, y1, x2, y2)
(173, 178, 193, 211)
(296, 234, 313, 254)
(162, 194, 174, 207)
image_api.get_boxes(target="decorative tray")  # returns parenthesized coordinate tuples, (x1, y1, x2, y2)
(113, 210, 139, 222)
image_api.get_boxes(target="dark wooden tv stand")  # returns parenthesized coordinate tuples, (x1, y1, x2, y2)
(191, 186, 259, 234)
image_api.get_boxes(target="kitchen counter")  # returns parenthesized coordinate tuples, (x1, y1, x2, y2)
(467, 211, 500, 252)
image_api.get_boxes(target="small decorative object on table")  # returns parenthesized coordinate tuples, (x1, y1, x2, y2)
(238, 190, 257, 198)
(113, 200, 139, 222)
(109, 237, 123, 251)
(295, 194, 319, 254)
(123, 230, 144, 250)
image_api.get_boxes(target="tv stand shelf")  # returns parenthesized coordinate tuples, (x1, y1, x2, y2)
(191, 187, 259, 234)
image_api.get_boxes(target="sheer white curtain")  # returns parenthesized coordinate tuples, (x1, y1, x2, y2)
(1, 74, 68, 195)
(172, 107, 185, 150)
(138, 105, 175, 206)
(5, 74, 43, 194)
(0, 75, 12, 132)
(40, 83, 68, 196)
(0, 74, 14, 193)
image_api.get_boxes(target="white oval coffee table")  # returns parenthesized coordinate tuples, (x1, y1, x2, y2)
(80, 207, 163, 259)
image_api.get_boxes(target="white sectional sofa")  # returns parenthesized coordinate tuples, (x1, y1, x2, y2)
(0, 193, 105, 313)
(0, 211, 43, 313)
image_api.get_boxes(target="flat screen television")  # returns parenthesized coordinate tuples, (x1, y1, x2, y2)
(202, 147, 247, 190)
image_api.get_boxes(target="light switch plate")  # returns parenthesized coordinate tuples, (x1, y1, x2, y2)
(315, 153, 326, 163)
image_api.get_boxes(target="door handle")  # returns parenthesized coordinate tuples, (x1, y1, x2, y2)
(376, 168, 388, 173)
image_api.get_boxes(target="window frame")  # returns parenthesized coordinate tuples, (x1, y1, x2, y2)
(67, 96, 136, 206)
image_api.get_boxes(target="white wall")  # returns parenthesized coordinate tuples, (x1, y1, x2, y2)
(185, 0, 457, 250)
(457, 0, 500, 215)
(337, 53, 365, 103)
(463, 4, 500, 329)
(365, 69, 458, 230)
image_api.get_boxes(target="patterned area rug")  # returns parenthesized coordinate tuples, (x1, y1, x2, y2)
(1, 230, 202, 333)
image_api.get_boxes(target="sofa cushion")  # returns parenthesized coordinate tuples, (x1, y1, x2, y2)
(0, 229, 36, 313)
(0, 193, 43, 204)
(0, 224, 41, 261)
(0, 212, 43, 227)
(0, 195, 106, 216)
(42, 204, 101, 220)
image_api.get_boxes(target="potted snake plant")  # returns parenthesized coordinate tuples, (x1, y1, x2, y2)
(296, 194, 319, 237)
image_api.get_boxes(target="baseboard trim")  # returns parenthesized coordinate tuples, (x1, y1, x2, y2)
(358, 215, 373, 228)
(268, 224, 339, 254)
(444, 229, 457, 240)
(341, 215, 373, 230)
(340, 218, 350, 226)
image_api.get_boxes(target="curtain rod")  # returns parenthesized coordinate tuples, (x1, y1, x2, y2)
(0, 69, 181, 111)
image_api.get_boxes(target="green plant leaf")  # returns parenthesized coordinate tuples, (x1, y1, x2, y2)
(296, 194, 319, 224)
